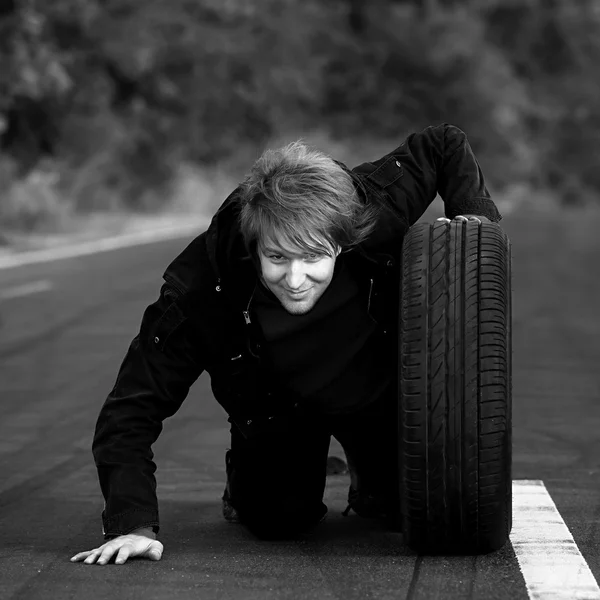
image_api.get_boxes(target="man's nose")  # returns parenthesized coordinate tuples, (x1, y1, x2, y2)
(285, 260, 307, 290)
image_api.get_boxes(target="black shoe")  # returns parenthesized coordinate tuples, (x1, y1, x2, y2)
(222, 449, 241, 524)
(222, 483, 241, 523)
(340, 449, 400, 528)
(342, 485, 390, 519)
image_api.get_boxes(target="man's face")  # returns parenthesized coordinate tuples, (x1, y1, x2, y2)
(258, 235, 341, 315)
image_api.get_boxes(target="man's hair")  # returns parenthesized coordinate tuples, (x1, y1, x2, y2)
(238, 141, 378, 257)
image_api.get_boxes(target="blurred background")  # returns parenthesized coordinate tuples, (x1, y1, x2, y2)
(2, 0, 600, 247)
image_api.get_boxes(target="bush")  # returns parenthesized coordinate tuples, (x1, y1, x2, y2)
(317, 4, 534, 188)
(2, 0, 600, 234)
(0, 158, 70, 232)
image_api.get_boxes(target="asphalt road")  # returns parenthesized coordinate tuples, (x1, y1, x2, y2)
(1, 199, 599, 599)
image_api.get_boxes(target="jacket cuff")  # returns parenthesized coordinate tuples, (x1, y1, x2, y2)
(102, 509, 160, 540)
(445, 197, 503, 223)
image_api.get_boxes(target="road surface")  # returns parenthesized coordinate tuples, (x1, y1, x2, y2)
(1, 199, 599, 599)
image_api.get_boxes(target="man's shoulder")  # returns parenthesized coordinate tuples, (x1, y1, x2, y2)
(162, 231, 215, 297)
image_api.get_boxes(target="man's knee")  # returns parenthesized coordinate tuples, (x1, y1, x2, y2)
(224, 447, 328, 538)
(237, 500, 328, 539)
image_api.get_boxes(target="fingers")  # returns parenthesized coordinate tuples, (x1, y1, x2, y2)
(145, 541, 164, 561)
(115, 545, 132, 565)
(96, 544, 118, 565)
(436, 216, 482, 224)
(70, 548, 103, 564)
(71, 537, 164, 566)
(70, 550, 96, 562)
(113, 539, 163, 564)
(70, 542, 119, 566)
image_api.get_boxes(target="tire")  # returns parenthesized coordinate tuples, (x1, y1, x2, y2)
(398, 220, 512, 554)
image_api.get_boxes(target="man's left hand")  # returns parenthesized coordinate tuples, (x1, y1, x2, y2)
(436, 214, 491, 224)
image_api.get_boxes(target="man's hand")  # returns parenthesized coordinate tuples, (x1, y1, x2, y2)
(70, 528, 163, 566)
(436, 215, 491, 224)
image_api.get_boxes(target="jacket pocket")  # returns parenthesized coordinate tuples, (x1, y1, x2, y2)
(208, 351, 265, 416)
(365, 155, 404, 190)
(149, 292, 187, 352)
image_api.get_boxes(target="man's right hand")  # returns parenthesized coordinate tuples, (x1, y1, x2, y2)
(70, 528, 163, 565)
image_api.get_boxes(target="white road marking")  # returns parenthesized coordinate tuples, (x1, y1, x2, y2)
(512, 480, 600, 599)
(0, 280, 53, 300)
(0, 218, 209, 271)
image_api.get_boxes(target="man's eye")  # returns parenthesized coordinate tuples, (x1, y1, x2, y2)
(269, 254, 285, 261)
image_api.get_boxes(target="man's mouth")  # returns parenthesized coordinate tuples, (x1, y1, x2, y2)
(286, 288, 312, 298)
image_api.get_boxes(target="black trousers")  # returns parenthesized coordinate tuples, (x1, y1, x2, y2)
(227, 390, 399, 539)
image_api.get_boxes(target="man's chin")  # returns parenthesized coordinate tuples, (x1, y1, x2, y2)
(280, 298, 316, 315)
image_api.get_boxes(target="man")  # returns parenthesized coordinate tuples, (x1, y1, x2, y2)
(71, 124, 502, 566)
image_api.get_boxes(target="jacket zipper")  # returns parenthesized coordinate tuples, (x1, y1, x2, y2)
(243, 285, 261, 358)
(367, 278, 374, 314)
(242, 284, 257, 325)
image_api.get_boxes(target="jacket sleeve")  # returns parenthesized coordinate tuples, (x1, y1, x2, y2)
(92, 283, 203, 539)
(354, 123, 503, 226)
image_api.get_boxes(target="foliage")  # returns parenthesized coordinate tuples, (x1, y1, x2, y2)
(1, 0, 600, 231)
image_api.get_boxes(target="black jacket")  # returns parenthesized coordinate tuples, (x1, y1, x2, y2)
(92, 124, 503, 538)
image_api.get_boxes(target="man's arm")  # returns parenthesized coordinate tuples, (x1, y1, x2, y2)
(353, 123, 502, 226)
(92, 283, 204, 540)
